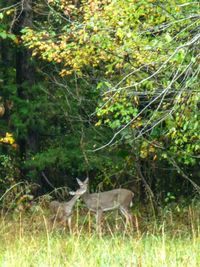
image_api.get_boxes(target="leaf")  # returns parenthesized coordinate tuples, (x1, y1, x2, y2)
(165, 33, 172, 43)
(0, 31, 7, 39)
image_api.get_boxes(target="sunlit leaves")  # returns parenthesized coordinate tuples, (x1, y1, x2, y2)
(20, 0, 200, 165)
(0, 132, 17, 148)
(21, 0, 167, 76)
(166, 93, 200, 165)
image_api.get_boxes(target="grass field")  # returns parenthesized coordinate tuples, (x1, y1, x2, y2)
(0, 203, 200, 267)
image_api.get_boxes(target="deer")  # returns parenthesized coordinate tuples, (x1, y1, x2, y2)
(70, 178, 134, 232)
(49, 185, 87, 233)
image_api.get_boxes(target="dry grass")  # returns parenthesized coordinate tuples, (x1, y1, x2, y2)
(0, 202, 200, 266)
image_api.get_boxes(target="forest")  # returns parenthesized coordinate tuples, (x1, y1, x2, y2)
(0, 0, 200, 266)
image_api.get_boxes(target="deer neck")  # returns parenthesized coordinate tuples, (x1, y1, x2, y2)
(81, 191, 90, 202)
(68, 194, 80, 205)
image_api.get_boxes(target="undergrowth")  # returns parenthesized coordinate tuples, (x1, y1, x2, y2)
(0, 201, 200, 267)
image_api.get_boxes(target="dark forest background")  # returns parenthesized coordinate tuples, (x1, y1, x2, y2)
(0, 0, 199, 210)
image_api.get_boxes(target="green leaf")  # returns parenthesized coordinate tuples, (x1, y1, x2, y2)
(165, 33, 172, 43)
(0, 31, 7, 39)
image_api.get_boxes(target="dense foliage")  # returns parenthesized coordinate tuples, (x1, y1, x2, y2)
(0, 0, 199, 204)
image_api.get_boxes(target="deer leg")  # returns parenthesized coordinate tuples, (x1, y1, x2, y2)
(50, 215, 57, 228)
(50, 207, 61, 226)
(119, 206, 132, 227)
(50, 215, 55, 223)
(67, 216, 72, 234)
(95, 209, 103, 233)
(60, 214, 72, 233)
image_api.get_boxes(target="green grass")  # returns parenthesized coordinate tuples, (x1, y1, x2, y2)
(0, 205, 200, 267)
(1, 231, 200, 267)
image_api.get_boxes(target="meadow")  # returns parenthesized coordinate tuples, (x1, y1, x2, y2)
(0, 201, 200, 267)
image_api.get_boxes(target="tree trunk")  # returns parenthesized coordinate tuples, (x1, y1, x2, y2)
(13, 0, 38, 175)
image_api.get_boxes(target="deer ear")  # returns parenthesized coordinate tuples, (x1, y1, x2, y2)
(76, 178, 84, 186)
(84, 177, 89, 184)
(69, 191, 76, 195)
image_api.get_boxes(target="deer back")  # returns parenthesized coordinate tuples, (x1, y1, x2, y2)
(82, 189, 134, 211)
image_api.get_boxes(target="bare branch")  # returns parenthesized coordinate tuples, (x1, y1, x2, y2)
(92, 31, 200, 151)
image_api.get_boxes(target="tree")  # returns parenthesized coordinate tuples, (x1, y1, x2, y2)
(0, 0, 199, 200)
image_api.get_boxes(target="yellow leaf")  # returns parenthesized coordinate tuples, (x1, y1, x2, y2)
(153, 155, 157, 161)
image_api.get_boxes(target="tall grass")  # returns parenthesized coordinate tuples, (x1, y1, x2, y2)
(0, 202, 200, 267)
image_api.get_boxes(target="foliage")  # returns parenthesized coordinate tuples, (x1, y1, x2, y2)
(21, 0, 200, 166)
(0, 154, 17, 191)
(0, 0, 199, 199)
(0, 11, 16, 41)
(0, 132, 16, 146)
